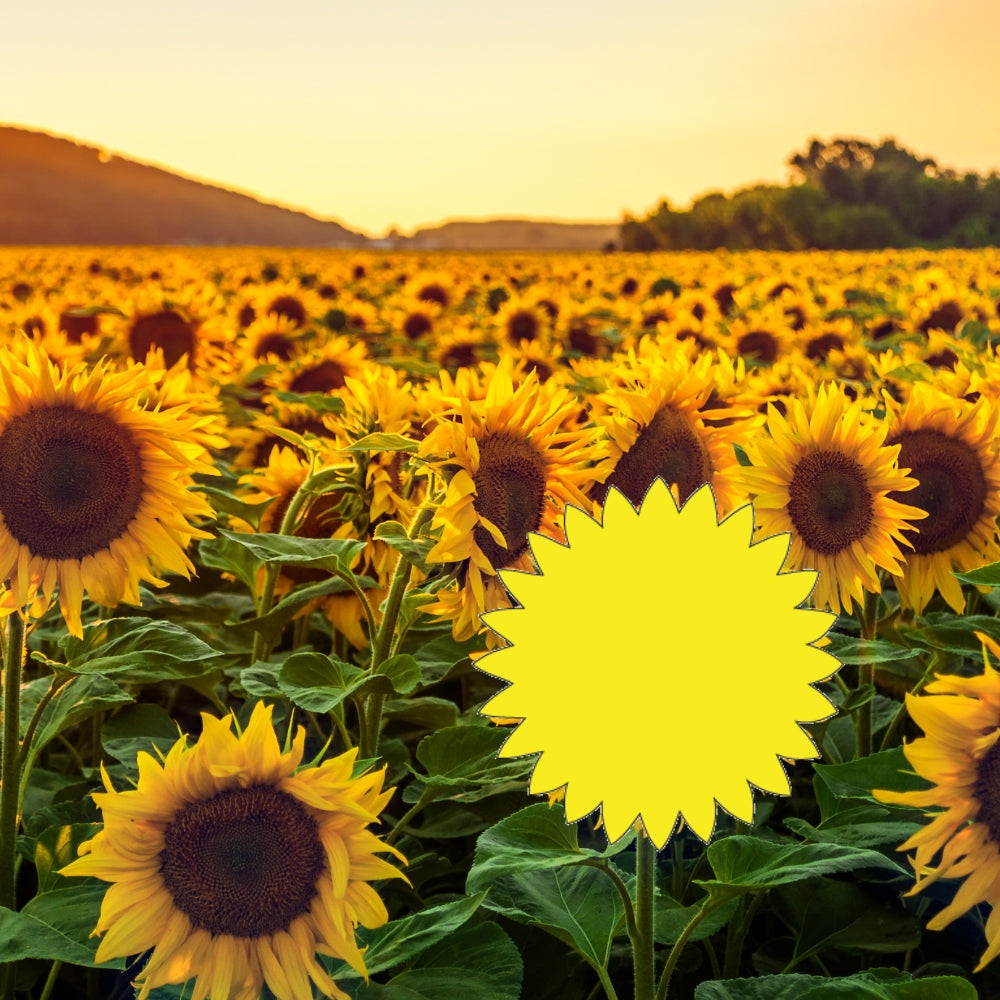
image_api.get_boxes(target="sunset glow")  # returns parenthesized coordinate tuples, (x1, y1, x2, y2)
(5, 0, 1000, 236)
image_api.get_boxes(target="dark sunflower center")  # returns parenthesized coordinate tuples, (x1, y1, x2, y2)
(267, 295, 308, 327)
(600, 407, 711, 508)
(403, 312, 433, 340)
(472, 432, 547, 569)
(255, 332, 295, 361)
(160, 784, 325, 939)
(0, 405, 144, 560)
(974, 739, 1000, 847)
(887, 429, 987, 554)
(290, 360, 347, 393)
(507, 311, 539, 342)
(786, 450, 874, 555)
(129, 311, 196, 369)
(737, 331, 779, 363)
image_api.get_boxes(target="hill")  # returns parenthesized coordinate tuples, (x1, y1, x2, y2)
(0, 126, 367, 247)
(403, 218, 619, 250)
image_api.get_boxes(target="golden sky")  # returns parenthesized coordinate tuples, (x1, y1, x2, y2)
(6, 0, 999, 237)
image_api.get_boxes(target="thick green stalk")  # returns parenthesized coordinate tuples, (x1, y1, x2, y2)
(633, 831, 656, 1000)
(0, 613, 25, 913)
(856, 588, 880, 759)
(0, 612, 25, 1000)
(362, 506, 434, 760)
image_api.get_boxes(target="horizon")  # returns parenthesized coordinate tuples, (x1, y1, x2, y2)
(5, 0, 1000, 235)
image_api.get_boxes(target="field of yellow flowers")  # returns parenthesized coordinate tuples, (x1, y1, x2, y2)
(1, 245, 1000, 1000)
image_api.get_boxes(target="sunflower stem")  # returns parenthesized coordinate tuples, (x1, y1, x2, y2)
(655, 894, 725, 1000)
(633, 829, 657, 1000)
(38, 960, 62, 1000)
(878, 651, 946, 752)
(856, 588, 880, 759)
(251, 467, 330, 664)
(0, 611, 25, 915)
(363, 505, 434, 760)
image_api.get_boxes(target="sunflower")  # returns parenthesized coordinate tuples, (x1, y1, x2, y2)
(739, 382, 927, 616)
(590, 350, 760, 520)
(873, 631, 1000, 972)
(0, 338, 216, 636)
(419, 367, 602, 642)
(61, 701, 408, 1000)
(883, 382, 1000, 616)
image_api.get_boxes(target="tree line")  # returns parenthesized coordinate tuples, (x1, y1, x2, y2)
(620, 137, 1000, 251)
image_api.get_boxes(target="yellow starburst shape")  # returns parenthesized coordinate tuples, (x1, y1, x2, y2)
(478, 478, 841, 849)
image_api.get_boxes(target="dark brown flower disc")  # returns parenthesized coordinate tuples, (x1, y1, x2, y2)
(254, 332, 295, 361)
(267, 295, 308, 328)
(787, 450, 874, 555)
(472, 432, 548, 568)
(506, 310, 540, 343)
(416, 283, 448, 307)
(160, 785, 325, 938)
(974, 740, 1000, 847)
(290, 361, 347, 393)
(805, 333, 845, 360)
(0, 405, 144, 559)
(599, 407, 711, 509)
(59, 309, 98, 343)
(737, 330, 780, 363)
(403, 312, 433, 340)
(887, 429, 987, 554)
(129, 311, 196, 369)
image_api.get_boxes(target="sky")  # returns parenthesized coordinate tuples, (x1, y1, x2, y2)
(5, 0, 1000, 238)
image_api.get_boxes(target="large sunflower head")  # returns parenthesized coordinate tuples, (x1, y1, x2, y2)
(0, 338, 217, 635)
(61, 701, 408, 1000)
(874, 631, 1000, 972)
(590, 351, 761, 520)
(739, 382, 928, 616)
(418, 367, 603, 641)
(883, 382, 1000, 615)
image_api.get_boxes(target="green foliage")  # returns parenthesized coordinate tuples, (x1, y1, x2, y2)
(622, 135, 1000, 250)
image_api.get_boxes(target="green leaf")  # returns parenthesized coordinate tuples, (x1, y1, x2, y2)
(353, 922, 523, 1000)
(384, 697, 459, 731)
(271, 389, 346, 414)
(375, 654, 423, 695)
(899, 613, 1000, 656)
(409, 633, 484, 687)
(773, 877, 921, 962)
(21, 675, 132, 773)
(58, 617, 226, 684)
(198, 533, 261, 591)
(238, 661, 285, 699)
(696, 837, 909, 905)
(812, 747, 931, 821)
(228, 572, 377, 644)
(821, 633, 922, 666)
(277, 652, 368, 712)
(325, 893, 487, 980)
(954, 560, 1000, 585)
(1, 883, 125, 968)
(342, 432, 420, 453)
(33, 823, 102, 893)
(373, 521, 435, 574)
(467, 802, 613, 894)
(479, 865, 624, 972)
(784, 806, 923, 851)
(653, 894, 740, 946)
(692, 968, 976, 999)
(196, 486, 275, 530)
(408, 726, 532, 801)
(100, 704, 181, 775)
(217, 528, 365, 575)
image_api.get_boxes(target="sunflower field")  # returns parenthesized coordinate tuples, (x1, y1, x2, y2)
(1, 245, 1000, 1000)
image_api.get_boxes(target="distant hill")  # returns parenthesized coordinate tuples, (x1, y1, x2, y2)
(0, 126, 367, 247)
(403, 218, 619, 250)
